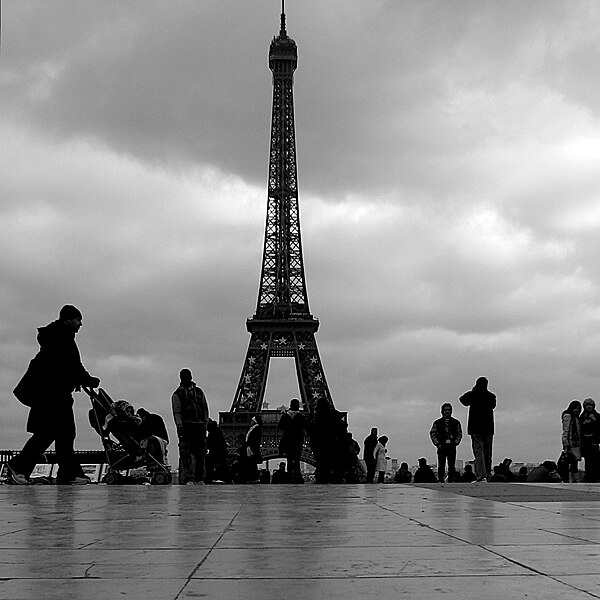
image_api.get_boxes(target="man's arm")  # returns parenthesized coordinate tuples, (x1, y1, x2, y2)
(196, 388, 209, 423)
(459, 391, 471, 407)
(429, 421, 440, 446)
(172, 392, 184, 429)
(455, 420, 463, 445)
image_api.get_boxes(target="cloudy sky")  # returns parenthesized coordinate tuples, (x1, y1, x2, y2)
(2, 0, 600, 468)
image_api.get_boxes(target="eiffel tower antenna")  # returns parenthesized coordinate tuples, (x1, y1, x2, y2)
(280, 0, 287, 37)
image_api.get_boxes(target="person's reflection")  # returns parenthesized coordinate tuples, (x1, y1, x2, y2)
(21, 488, 79, 578)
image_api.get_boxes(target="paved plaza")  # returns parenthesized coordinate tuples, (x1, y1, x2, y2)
(2, 482, 600, 599)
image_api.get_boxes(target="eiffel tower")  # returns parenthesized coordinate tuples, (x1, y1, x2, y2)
(220, 3, 337, 464)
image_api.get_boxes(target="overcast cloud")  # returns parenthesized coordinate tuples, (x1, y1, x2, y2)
(2, 1, 600, 467)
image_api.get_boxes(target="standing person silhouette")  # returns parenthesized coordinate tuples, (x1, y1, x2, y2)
(172, 369, 209, 485)
(373, 435, 389, 483)
(309, 397, 337, 484)
(241, 415, 263, 483)
(429, 403, 462, 483)
(580, 398, 600, 483)
(363, 427, 378, 483)
(459, 376, 496, 482)
(278, 398, 307, 483)
(8, 305, 100, 485)
(561, 400, 582, 483)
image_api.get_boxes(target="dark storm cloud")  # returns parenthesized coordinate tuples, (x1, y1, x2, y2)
(2, 1, 597, 200)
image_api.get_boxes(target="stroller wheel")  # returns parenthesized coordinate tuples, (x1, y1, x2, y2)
(151, 471, 169, 485)
(103, 472, 118, 485)
(166, 472, 173, 485)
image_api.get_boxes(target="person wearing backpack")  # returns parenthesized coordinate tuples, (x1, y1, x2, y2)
(172, 368, 209, 484)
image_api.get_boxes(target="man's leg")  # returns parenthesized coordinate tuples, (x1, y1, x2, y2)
(436, 447, 446, 482)
(447, 445, 457, 482)
(178, 430, 193, 484)
(587, 447, 600, 482)
(192, 423, 207, 483)
(55, 407, 85, 483)
(9, 432, 54, 479)
(484, 434, 493, 480)
(366, 459, 376, 483)
(290, 450, 303, 483)
(471, 435, 486, 480)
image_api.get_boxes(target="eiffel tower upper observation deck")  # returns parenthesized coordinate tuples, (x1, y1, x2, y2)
(229, 4, 335, 417)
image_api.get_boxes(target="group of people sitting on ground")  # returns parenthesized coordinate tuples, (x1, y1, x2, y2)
(391, 457, 562, 484)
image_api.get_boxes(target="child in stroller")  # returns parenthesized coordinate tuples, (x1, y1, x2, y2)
(87, 388, 171, 485)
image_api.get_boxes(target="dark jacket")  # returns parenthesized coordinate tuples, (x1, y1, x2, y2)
(207, 420, 228, 463)
(459, 385, 496, 435)
(429, 416, 462, 447)
(413, 465, 437, 483)
(363, 433, 378, 462)
(526, 463, 561, 483)
(172, 382, 209, 428)
(278, 410, 306, 456)
(26, 320, 95, 433)
(36, 320, 94, 394)
(394, 468, 412, 483)
(580, 410, 600, 449)
(139, 412, 169, 443)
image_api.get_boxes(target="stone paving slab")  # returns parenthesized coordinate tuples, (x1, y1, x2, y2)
(414, 481, 600, 503)
(1, 483, 600, 599)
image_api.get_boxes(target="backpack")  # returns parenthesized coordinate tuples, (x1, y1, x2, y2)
(13, 356, 43, 407)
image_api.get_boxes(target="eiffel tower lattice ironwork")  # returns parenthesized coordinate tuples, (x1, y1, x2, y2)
(228, 6, 335, 427)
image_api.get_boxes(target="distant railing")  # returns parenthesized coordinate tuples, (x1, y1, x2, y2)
(0, 449, 108, 464)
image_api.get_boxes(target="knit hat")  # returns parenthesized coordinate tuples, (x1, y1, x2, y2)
(59, 305, 82, 321)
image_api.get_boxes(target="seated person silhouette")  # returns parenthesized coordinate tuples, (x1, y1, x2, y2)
(271, 462, 290, 484)
(413, 458, 437, 483)
(394, 462, 412, 483)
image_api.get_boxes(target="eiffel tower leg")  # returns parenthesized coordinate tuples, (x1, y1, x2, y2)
(232, 332, 272, 413)
(294, 331, 333, 413)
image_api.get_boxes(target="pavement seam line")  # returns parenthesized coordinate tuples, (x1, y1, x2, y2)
(483, 546, 600, 599)
(374, 498, 600, 597)
(172, 502, 245, 600)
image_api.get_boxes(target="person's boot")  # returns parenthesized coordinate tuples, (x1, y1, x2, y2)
(7, 464, 29, 485)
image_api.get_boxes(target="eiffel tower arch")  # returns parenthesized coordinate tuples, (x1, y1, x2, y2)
(219, 5, 342, 466)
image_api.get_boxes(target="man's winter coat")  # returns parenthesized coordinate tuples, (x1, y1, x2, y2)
(26, 319, 95, 434)
(429, 416, 463, 447)
(459, 384, 496, 435)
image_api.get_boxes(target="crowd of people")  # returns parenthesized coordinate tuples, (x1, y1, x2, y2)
(5, 306, 597, 485)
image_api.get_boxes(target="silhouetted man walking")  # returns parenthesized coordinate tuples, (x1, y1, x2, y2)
(459, 376, 496, 482)
(9, 305, 100, 485)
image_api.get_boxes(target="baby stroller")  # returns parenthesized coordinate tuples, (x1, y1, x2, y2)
(84, 386, 172, 485)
